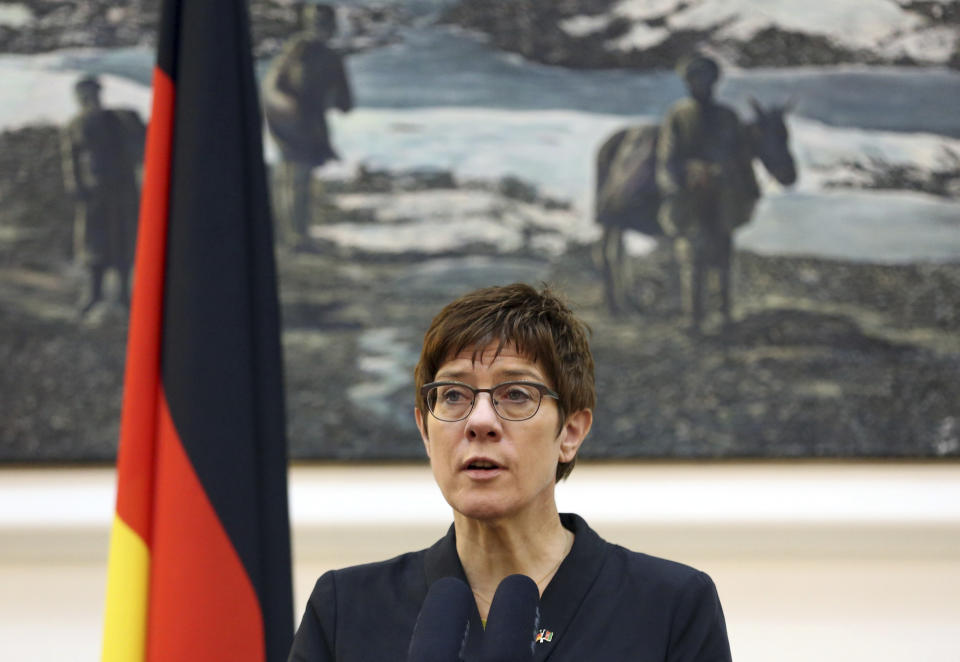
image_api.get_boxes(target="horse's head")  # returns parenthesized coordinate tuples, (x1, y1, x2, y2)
(748, 98, 797, 187)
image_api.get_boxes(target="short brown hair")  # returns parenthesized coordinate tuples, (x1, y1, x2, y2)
(414, 283, 595, 481)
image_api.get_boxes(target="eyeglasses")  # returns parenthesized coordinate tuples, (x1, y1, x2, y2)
(421, 381, 560, 422)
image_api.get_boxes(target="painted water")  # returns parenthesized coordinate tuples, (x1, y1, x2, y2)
(5, 21, 959, 265)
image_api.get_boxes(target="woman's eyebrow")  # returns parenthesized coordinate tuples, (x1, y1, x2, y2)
(498, 368, 543, 380)
(433, 369, 471, 381)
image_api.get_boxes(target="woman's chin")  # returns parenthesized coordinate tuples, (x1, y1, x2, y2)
(452, 496, 515, 523)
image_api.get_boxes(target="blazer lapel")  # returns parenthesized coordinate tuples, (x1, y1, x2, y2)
(423, 524, 486, 660)
(533, 514, 609, 661)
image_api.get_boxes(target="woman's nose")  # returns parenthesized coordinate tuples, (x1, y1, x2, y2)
(465, 392, 501, 439)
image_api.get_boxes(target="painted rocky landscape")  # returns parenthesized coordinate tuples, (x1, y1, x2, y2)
(1, 125, 958, 462)
(439, 0, 960, 70)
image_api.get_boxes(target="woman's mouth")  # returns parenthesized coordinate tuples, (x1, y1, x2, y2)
(462, 459, 503, 478)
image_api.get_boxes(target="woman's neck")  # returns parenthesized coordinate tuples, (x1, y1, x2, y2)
(454, 509, 573, 619)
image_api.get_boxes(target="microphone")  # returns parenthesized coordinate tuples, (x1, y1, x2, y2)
(407, 576, 474, 662)
(478, 574, 541, 662)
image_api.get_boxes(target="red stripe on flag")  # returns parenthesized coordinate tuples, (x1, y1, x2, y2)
(146, 388, 265, 662)
(115, 66, 175, 544)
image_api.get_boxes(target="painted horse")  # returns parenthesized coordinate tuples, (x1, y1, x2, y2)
(595, 99, 797, 315)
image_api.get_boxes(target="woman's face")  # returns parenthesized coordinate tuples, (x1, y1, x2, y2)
(415, 342, 590, 523)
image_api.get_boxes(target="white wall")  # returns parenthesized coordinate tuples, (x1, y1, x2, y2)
(2, 462, 959, 661)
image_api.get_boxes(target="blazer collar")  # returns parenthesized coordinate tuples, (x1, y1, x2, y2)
(421, 513, 609, 661)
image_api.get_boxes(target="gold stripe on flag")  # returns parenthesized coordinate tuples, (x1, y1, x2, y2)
(102, 514, 150, 662)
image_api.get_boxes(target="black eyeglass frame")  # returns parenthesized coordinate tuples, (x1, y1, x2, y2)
(420, 380, 561, 422)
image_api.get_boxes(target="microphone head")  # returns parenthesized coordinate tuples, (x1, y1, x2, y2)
(407, 576, 474, 662)
(479, 574, 540, 662)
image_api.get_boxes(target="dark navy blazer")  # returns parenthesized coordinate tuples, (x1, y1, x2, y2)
(288, 513, 732, 661)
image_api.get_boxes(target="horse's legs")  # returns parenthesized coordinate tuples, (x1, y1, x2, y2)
(601, 225, 625, 314)
(613, 227, 631, 309)
(718, 235, 733, 326)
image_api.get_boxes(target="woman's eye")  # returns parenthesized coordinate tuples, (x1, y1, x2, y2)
(502, 387, 533, 402)
(442, 388, 470, 403)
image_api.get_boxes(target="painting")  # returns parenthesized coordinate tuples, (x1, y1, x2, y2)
(1, 0, 958, 461)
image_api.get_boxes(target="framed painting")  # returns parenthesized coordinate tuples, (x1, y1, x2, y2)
(1, 0, 958, 461)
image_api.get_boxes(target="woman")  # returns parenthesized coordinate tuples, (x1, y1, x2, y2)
(288, 283, 731, 661)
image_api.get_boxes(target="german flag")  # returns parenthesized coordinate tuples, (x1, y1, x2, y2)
(101, 0, 293, 660)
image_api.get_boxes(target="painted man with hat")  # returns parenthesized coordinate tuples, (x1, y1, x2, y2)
(263, 2, 353, 249)
(61, 75, 145, 315)
(656, 53, 759, 334)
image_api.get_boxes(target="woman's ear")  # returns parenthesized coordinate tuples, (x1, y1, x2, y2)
(558, 409, 592, 463)
(415, 407, 431, 457)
